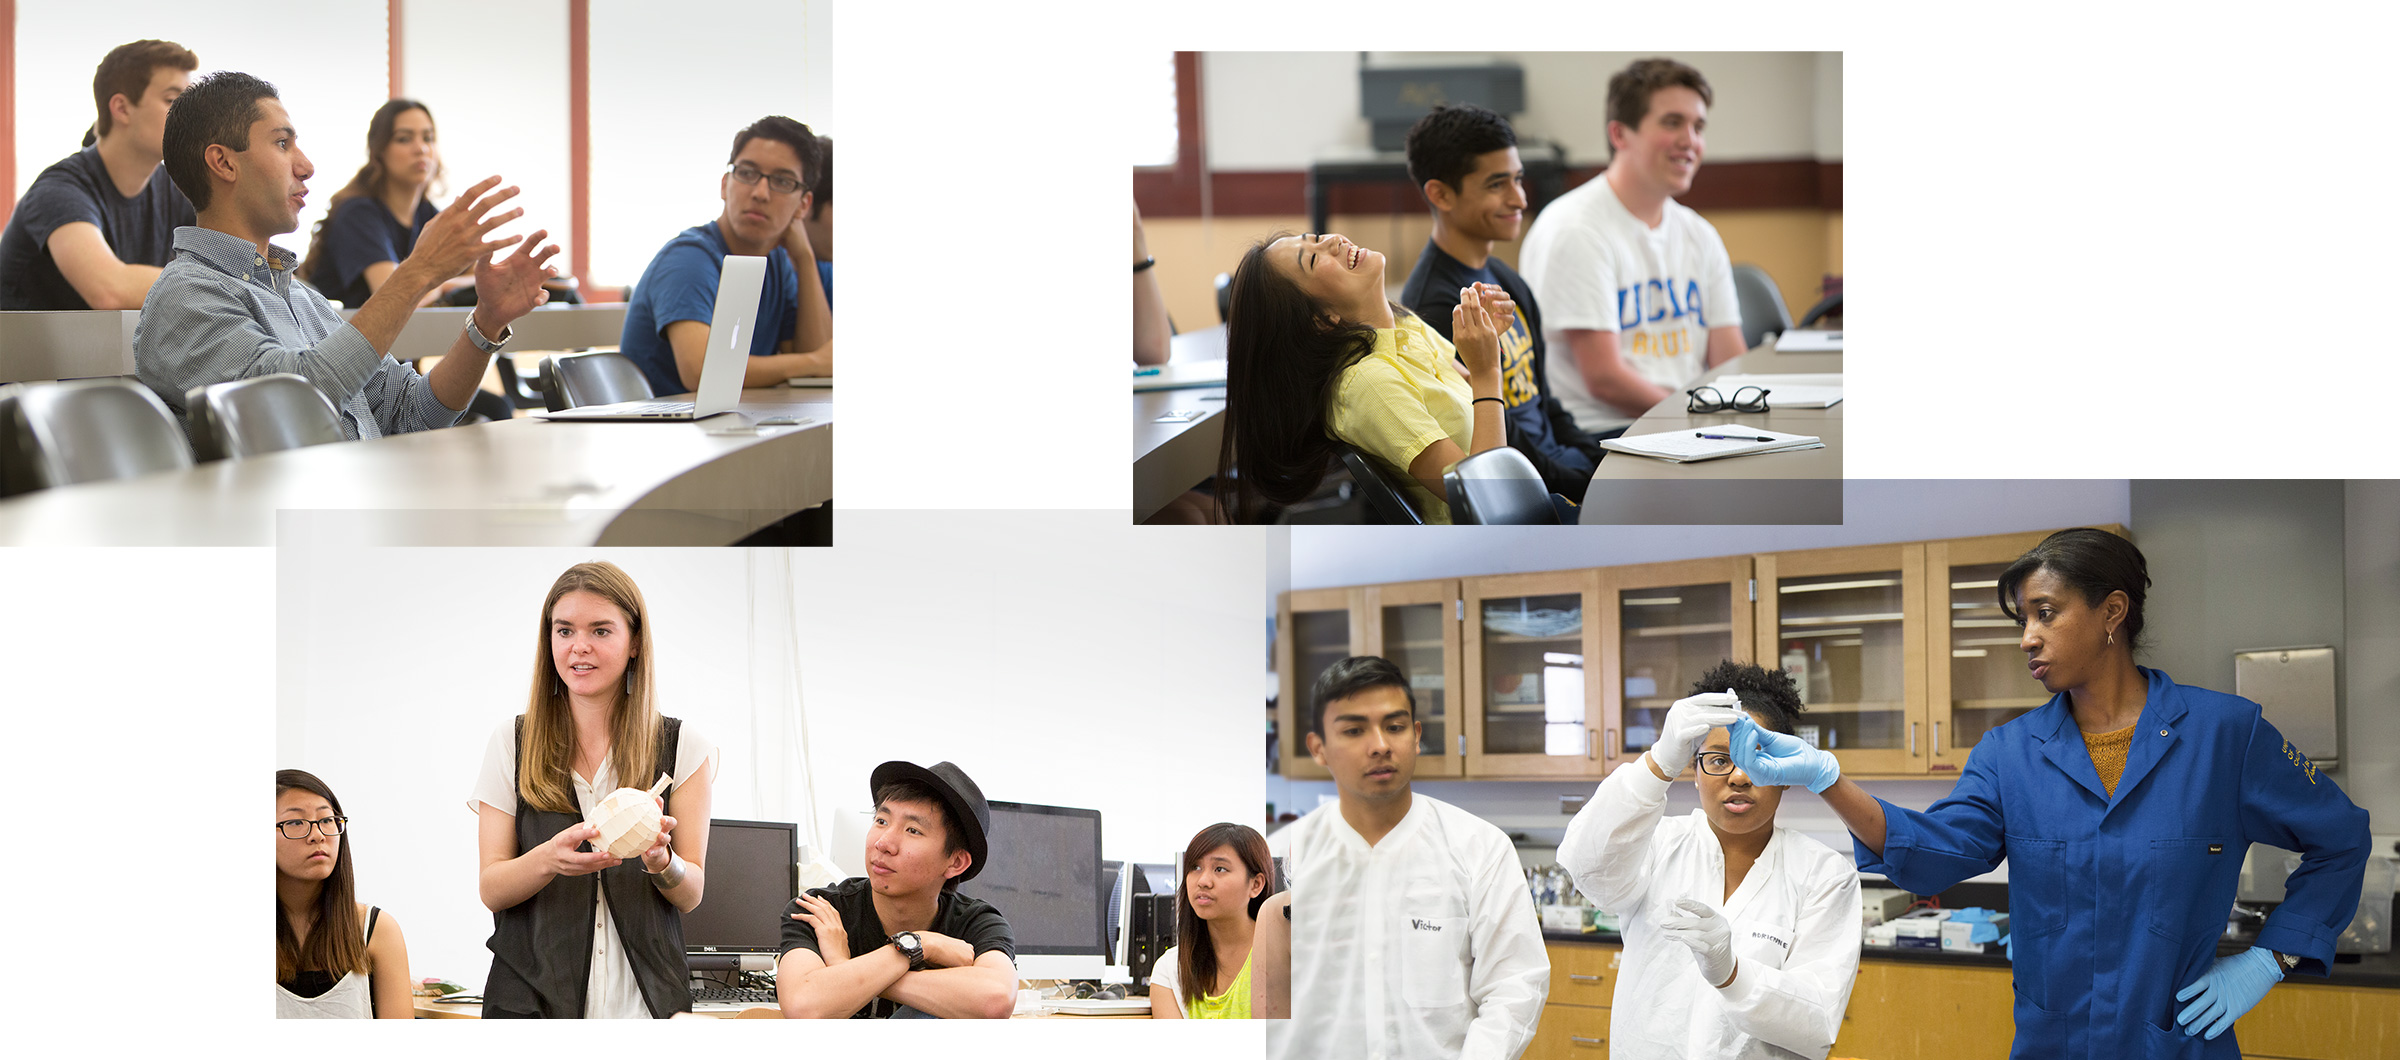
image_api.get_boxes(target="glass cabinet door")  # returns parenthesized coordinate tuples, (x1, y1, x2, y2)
(1602, 557, 1753, 775)
(1926, 529, 2122, 772)
(1465, 571, 1601, 777)
(1755, 544, 1926, 775)
(1277, 587, 1360, 779)
(1365, 580, 1462, 777)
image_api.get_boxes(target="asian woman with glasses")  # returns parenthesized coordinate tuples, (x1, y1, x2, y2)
(276, 769, 413, 1018)
(1554, 661, 1861, 1058)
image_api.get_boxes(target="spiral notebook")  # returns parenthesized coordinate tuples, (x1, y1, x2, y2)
(1600, 426, 1824, 463)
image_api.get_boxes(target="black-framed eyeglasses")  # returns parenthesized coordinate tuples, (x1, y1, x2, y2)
(1697, 752, 1737, 776)
(277, 816, 347, 840)
(726, 163, 805, 196)
(1686, 385, 1770, 413)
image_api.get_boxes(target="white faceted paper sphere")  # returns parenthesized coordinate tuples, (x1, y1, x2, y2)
(590, 786, 663, 859)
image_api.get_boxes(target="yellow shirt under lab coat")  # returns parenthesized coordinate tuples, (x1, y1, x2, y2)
(1327, 313, 1474, 524)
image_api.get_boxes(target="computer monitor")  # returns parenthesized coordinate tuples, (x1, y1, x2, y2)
(679, 818, 797, 972)
(954, 800, 1104, 980)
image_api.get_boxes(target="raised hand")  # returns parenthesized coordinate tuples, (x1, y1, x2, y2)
(1451, 284, 1504, 381)
(473, 226, 563, 333)
(1649, 690, 1749, 778)
(407, 176, 526, 283)
(1729, 716, 1843, 793)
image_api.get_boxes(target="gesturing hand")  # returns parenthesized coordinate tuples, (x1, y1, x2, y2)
(472, 227, 563, 335)
(408, 176, 526, 284)
(1451, 284, 1508, 381)
(789, 891, 850, 963)
(1658, 897, 1738, 988)
(540, 822, 621, 878)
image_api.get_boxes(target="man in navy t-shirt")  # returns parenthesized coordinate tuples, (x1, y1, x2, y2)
(0, 40, 199, 310)
(619, 116, 831, 396)
(1397, 104, 1606, 503)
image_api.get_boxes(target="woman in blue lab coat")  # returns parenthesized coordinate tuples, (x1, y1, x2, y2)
(1731, 528, 2369, 1059)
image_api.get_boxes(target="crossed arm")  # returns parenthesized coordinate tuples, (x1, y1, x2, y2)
(775, 932, 1016, 1019)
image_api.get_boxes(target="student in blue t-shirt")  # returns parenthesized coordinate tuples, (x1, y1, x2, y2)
(619, 116, 831, 396)
(1397, 104, 1606, 504)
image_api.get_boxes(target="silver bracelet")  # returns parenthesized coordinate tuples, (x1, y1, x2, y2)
(649, 850, 687, 890)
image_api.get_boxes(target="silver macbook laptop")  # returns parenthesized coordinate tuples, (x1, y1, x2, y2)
(539, 255, 767, 421)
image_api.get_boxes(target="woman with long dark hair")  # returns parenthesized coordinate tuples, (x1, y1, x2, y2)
(300, 98, 462, 308)
(1733, 528, 2372, 1057)
(276, 769, 412, 1018)
(1150, 822, 1279, 1018)
(470, 561, 718, 1018)
(1217, 231, 1514, 523)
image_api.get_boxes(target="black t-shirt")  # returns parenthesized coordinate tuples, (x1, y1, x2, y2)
(777, 876, 1016, 1018)
(308, 195, 439, 308)
(0, 145, 193, 310)
(1399, 240, 1607, 502)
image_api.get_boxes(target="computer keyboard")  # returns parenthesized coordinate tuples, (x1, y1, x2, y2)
(691, 987, 777, 1005)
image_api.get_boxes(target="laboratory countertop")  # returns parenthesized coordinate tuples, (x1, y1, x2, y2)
(1540, 930, 2400, 988)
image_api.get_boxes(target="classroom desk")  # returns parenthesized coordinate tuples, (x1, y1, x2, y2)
(0, 305, 629, 386)
(0, 310, 140, 383)
(1131, 325, 1227, 522)
(0, 387, 831, 545)
(1578, 335, 1843, 526)
(372, 304, 630, 363)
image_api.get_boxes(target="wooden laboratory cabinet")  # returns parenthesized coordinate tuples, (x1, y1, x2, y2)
(1463, 570, 1604, 777)
(1524, 940, 1617, 1060)
(1924, 525, 2128, 773)
(1754, 543, 1928, 777)
(1274, 581, 1466, 779)
(1597, 556, 1756, 779)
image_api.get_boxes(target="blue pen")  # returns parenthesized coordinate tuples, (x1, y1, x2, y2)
(1135, 366, 1164, 377)
(1696, 432, 1774, 442)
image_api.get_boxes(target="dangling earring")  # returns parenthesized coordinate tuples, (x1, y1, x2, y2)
(2107, 629, 2114, 647)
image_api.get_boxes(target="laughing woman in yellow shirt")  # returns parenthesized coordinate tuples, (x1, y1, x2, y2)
(1219, 232, 1511, 523)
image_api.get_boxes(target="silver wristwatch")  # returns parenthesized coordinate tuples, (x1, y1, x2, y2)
(463, 314, 512, 354)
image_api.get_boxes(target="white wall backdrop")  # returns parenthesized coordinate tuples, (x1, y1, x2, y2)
(15, 1, 390, 258)
(588, 0, 833, 287)
(399, 0, 572, 277)
(275, 512, 1261, 994)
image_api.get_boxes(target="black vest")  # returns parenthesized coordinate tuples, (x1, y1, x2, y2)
(483, 716, 691, 1018)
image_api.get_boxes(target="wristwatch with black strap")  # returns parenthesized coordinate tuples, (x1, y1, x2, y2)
(891, 931, 928, 971)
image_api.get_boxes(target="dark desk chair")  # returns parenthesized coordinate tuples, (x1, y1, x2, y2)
(0, 377, 193, 494)
(184, 374, 346, 462)
(1731, 264, 1794, 350)
(1336, 443, 1423, 525)
(1443, 447, 1561, 525)
(1798, 292, 1842, 330)
(539, 350, 654, 411)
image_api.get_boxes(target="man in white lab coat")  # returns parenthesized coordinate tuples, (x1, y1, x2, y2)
(1558, 661, 1861, 1059)
(1268, 655, 1549, 1060)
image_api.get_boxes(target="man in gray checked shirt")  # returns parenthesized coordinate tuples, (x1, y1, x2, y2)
(135, 70, 559, 441)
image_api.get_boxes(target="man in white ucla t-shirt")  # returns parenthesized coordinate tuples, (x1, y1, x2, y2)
(1519, 57, 1745, 437)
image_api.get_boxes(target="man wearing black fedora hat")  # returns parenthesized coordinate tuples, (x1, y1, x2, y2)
(775, 760, 1019, 1019)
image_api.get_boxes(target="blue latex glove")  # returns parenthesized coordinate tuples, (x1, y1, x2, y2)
(1728, 716, 1842, 793)
(2174, 946, 2283, 1039)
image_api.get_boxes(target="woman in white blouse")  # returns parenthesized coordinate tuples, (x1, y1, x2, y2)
(470, 561, 718, 1018)
(1558, 661, 1861, 1059)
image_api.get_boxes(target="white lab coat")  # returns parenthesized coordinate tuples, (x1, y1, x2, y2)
(1266, 794, 1550, 1060)
(1558, 761, 1861, 1059)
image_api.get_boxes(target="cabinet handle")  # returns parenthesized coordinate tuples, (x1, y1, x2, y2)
(1909, 721, 1918, 756)
(1571, 1036, 1607, 1046)
(1458, 734, 1466, 757)
(1607, 728, 1619, 758)
(1933, 720, 1942, 756)
(1568, 973, 1602, 982)
(1587, 728, 1598, 760)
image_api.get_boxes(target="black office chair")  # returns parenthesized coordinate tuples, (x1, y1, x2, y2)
(540, 350, 654, 411)
(1443, 447, 1561, 525)
(183, 373, 346, 462)
(1797, 292, 1842, 330)
(1336, 443, 1423, 525)
(1730, 264, 1794, 350)
(0, 377, 193, 493)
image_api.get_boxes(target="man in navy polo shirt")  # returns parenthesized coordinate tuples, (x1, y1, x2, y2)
(619, 116, 832, 395)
